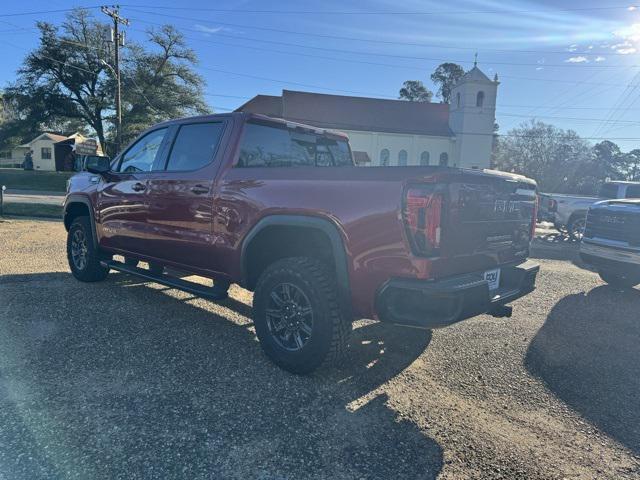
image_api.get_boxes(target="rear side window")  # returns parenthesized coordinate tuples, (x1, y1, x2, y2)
(165, 122, 224, 171)
(237, 123, 352, 167)
(598, 183, 619, 199)
(625, 184, 640, 198)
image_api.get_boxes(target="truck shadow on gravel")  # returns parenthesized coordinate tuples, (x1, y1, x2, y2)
(0, 271, 442, 479)
(525, 285, 640, 455)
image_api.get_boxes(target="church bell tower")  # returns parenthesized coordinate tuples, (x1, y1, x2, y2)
(448, 59, 499, 169)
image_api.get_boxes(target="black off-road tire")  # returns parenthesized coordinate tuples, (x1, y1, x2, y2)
(599, 269, 640, 289)
(253, 257, 351, 374)
(67, 216, 109, 282)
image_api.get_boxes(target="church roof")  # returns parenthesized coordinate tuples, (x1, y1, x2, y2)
(236, 90, 454, 137)
(459, 66, 494, 84)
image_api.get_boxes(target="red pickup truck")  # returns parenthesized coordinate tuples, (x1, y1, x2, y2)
(64, 112, 539, 373)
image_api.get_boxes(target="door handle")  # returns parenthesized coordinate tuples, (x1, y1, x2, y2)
(191, 185, 210, 195)
(132, 182, 146, 192)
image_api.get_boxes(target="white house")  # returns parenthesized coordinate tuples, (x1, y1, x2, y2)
(237, 65, 499, 169)
(14, 133, 69, 170)
(2, 132, 101, 171)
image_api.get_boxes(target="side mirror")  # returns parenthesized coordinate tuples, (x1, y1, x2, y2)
(86, 156, 111, 174)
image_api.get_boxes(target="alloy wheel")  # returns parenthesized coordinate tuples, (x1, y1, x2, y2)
(71, 229, 88, 271)
(266, 282, 314, 351)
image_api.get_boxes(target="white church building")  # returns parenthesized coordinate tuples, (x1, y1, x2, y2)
(237, 65, 499, 169)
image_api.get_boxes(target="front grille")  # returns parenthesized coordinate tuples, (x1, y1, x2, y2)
(584, 210, 640, 244)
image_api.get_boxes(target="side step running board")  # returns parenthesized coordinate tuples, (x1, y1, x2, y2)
(101, 260, 228, 301)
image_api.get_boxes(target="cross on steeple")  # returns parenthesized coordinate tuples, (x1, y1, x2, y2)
(474, 52, 478, 67)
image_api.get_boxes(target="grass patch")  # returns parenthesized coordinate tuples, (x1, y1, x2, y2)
(2, 202, 63, 219)
(0, 169, 74, 192)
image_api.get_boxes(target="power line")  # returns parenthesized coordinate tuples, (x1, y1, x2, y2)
(118, 4, 638, 16)
(593, 70, 640, 136)
(3, 37, 640, 141)
(0, 6, 102, 17)
(198, 64, 398, 98)
(128, 16, 639, 69)
(5, 22, 640, 88)
(7, 36, 640, 125)
(124, 7, 636, 58)
(492, 112, 640, 125)
(1, 7, 633, 61)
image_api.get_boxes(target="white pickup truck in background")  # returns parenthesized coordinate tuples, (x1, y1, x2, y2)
(539, 181, 640, 240)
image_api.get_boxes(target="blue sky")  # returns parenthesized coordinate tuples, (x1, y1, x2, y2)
(1, 0, 640, 150)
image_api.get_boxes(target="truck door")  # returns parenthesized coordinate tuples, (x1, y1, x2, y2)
(143, 120, 228, 271)
(96, 127, 170, 254)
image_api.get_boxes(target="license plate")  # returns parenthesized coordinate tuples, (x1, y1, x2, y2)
(484, 269, 501, 291)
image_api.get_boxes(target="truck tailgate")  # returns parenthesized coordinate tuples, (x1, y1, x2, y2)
(427, 170, 537, 278)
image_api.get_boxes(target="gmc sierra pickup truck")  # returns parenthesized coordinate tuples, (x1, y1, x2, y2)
(64, 112, 540, 373)
(580, 199, 640, 288)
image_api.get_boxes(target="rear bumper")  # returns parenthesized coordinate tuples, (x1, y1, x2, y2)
(376, 260, 539, 329)
(580, 239, 640, 269)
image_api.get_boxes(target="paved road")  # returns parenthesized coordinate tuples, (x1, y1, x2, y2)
(2, 192, 64, 206)
(0, 219, 638, 479)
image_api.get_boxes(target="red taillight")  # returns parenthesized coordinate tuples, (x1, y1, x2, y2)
(403, 187, 443, 256)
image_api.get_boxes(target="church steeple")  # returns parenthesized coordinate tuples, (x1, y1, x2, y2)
(448, 63, 498, 169)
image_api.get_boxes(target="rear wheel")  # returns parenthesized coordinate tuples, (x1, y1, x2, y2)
(67, 216, 109, 282)
(599, 269, 640, 289)
(253, 257, 351, 374)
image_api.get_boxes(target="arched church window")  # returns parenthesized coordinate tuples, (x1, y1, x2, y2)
(380, 148, 390, 166)
(398, 149, 408, 166)
(420, 151, 430, 166)
(456, 92, 461, 108)
(476, 91, 485, 107)
(439, 152, 449, 166)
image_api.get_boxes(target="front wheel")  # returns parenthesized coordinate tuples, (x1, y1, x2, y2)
(599, 269, 640, 289)
(67, 216, 109, 282)
(253, 257, 351, 374)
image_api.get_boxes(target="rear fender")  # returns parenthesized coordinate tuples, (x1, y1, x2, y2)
(240, 215, 352, 318)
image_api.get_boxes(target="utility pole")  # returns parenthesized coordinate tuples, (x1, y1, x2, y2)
(101, 5, 129, 154)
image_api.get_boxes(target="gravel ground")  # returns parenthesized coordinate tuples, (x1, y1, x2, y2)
(0, 218, 639, 479)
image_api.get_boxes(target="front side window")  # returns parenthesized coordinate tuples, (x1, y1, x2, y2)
(237, 123, 352, 167)
(118, 128, 167, 173)
(420, 151, 430, 166)
(41, 147, 52, 160)
(380, 148, 390, 166)
(439, 152, 449, 166)
(398, 149, 408, 166)
(165, 122, 224, 171)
